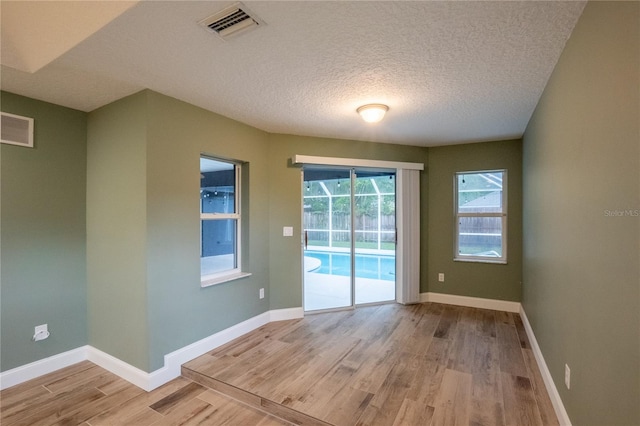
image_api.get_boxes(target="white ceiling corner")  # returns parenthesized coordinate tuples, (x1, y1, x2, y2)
(0, 1, 586, 147)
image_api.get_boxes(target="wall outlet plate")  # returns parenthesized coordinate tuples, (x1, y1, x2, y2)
(33, 324, 49, 341)
(438, 273, 445, 282)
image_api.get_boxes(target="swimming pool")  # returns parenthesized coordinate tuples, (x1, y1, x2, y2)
(305, 251, 395, 281)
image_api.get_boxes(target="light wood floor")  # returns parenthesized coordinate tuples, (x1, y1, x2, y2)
(1, 302, 558, 426)
(0, 361, 290, 425)
(183, 302, 558, 426)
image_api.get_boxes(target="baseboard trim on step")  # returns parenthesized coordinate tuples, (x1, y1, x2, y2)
(145, 310, 273, 391)
(519, 307, 572, 426)
(1, 307, 304, 392)
(420, 292, 521, 313)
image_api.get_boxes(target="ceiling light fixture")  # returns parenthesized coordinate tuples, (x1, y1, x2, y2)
(357, 104, 389, 123)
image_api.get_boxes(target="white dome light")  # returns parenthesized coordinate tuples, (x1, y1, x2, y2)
(357, 104, 389, 123)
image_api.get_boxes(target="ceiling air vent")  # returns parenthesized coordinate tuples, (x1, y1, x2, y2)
(199, 3, 265, 41)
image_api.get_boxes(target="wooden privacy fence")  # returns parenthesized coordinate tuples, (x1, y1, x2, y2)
(305, 212, 395, 229)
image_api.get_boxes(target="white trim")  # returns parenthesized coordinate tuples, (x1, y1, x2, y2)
(454, 169, 507, 264)
(200, 157, 244, 284)
(420, 292, 521, 313)
(143, 311, 272, 391)
(269, 307, 304, 322)
(200, 213, 239, 220)
(87, 346, 152, 391)
(520, 307, 572, 426)
(292, 154, 424, 171)
(0, 346, 88, 390)
(1, 111, 34, 148)
(0, 307, 304, 392)
(201, 271, 252, 288)
(454, 258, 507, 265)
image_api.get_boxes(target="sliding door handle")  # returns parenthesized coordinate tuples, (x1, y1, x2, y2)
(304, 230, 308, 250)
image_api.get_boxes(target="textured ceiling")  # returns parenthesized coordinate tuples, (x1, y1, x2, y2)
(0, 1, 586, 147)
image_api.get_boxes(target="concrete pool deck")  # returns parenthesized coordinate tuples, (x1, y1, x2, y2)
(303, 270, 395, 311)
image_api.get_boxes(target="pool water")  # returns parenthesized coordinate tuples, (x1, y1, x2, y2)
(305, 251, 395, 281)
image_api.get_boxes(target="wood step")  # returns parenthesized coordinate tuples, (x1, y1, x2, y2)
(182, 365, 331, 426)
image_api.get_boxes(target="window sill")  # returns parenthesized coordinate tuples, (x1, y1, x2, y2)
(201, 272, 252, 288)
(454, 258, 507, 265)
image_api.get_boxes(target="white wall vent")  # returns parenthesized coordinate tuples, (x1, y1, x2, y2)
(1, 112, 34, 148)
(199, 2, 265, 41)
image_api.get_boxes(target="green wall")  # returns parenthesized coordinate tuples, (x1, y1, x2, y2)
(1, 92, 88, 371)
(2, 87, 525, 374)
(145, 91, 270, 370)
(267, 134, 429, 308)
(522, 2, 639, 425)
(3, 92, 525, 375)
(87, 91, 271, 371)
(428, 140, 523, 301)
(87, 92, 150, 369)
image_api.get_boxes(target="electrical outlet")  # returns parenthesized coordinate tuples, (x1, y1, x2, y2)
(33, 324, 49, 341)
(438, 273, 445, 282)
(259, 288, 265, 299)
(565, 364, 570, 389)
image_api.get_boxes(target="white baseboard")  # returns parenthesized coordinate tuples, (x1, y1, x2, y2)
(420, 292, 521, 313)
(519, 307, 571, 426)
(145, 310, 272, 391)
(0, 346, 88, 390)
(269, 307, 304, 322)
(87, 346, 152, 391)
(0, 307, 303, 392)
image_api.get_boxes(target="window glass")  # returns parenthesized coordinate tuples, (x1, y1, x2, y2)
(200, 157, 240, 280)
(457, 172, 503, 214)
(201, 219, 237, 274)
(200, 160, 235, 214)
(457, 217, 503, 257)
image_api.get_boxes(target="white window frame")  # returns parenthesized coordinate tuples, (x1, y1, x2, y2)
(200, 156, 250, 287)
(454, 169, 507, 264)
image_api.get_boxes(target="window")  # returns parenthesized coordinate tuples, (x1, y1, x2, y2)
(454, 170, 507, 263)
(200, 156, 248, 286)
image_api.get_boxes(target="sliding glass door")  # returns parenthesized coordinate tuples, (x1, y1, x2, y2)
(303, 167, 396, 312)
(303, 168, 352, 311)
(353, 171, 396, 305)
